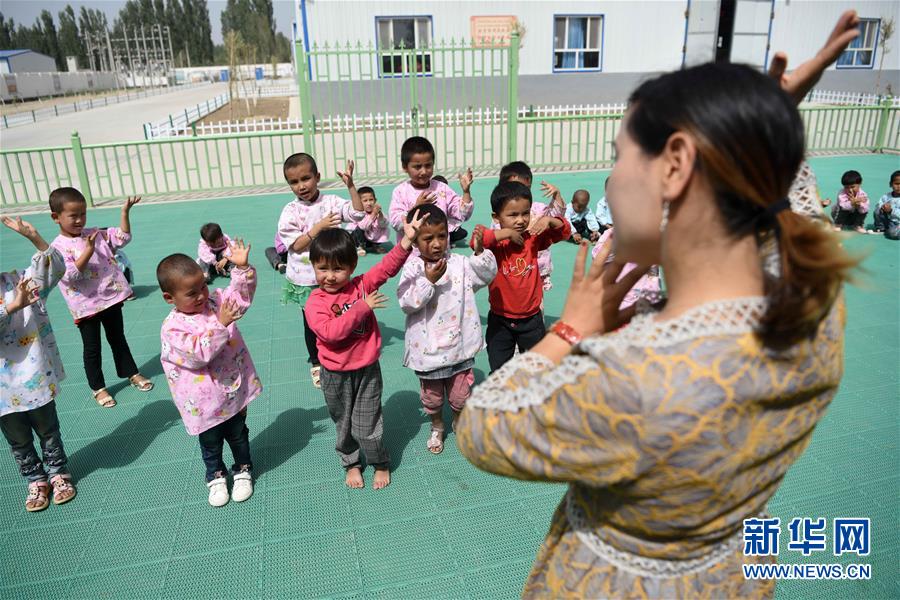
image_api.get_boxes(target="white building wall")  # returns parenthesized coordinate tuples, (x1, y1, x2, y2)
(7, 51, 57, 73)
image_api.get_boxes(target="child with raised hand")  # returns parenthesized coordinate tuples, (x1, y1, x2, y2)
(277, 154, 366, 389)
(304, 210, 427, 490)
(473, 181, 571, 372)
(565, 189, 601, 243)
(396, 205, 496, 454)
(347, 186, 389, 256)
(832, 170, 871, 233)
(497, 161, 566, 291)
(49, 187, 154, 409)
(197, 222, 233, 283)
(389, 136, 474, 245)
(1, 216, 76, 512)
(157, 239, 261, 507)
(874, 170, 900, 239)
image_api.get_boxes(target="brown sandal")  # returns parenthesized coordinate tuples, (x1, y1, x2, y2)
(25, 481, 50, 512)
(49, 474, 77, 505)
(92, 388, 117, 408)
(129, 374, 154, 392)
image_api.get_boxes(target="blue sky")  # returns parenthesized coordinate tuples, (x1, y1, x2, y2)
(1, 0, 296, 45)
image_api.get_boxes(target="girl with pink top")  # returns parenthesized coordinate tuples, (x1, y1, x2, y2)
(49, 187, 154, 409)
(347, 186, 390, 256)
(157, 240, 261, 507)
(592, 228, 663, 310)
(304, 210, 425, 491)
(396, 205, 497, 454)
(831, 169, 872, 234)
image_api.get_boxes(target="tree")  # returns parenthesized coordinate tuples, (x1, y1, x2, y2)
(0, 14, 15, 49)
(876, 18, 895, 96)
(39, 10, 63, 70)
(222, 0, 279, 64)
(58, 6, 86, 70)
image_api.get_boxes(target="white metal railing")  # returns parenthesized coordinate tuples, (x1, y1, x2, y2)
(142, 92, 230, 138)
(804, 89, 898, 106)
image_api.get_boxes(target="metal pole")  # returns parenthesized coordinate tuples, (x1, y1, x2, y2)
(165, 26, 175, 78)
(141, 26, 151, 89)
(124, 28, 134, 88)
(507, 30, 520, 162)
(105, 29, 121, 90)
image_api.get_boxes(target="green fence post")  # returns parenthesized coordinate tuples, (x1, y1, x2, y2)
(507, 30, 520, 162)
(295, 39, 314, 152)
(70, 131, 94, 206)
(873, 96, 893, 153)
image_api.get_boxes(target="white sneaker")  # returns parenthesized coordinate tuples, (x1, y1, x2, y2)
(232, 471, 253, 502)
(207, 476, 229, 507)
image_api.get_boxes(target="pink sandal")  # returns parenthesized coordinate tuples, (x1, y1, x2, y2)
(427, 428, 444, 454)
(49, 474, 77, 505)
(25, 481, 50, 512)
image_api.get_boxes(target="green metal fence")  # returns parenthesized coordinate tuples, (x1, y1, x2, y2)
(1, 34, 898, 208)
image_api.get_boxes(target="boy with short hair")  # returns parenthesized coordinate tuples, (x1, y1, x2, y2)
(565, 189, 601, 243)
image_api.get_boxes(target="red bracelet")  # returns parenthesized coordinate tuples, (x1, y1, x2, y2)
(550, 321, 583, 346)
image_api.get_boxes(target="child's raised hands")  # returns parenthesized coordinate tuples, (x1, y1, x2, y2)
(313, 212, 342, 236)
(458, 167, 474, 193)
(528, 215, 551, 236)
(414, 190, 437, 207)
(403, 209, 427, 243)
(217, 298, 243, 327)
(364, 290, 388, 310)
(472, 224, 485, 255)
(424, 258, 447, 283)
(228, 238, 251, 267)
(123, 196, 142, 212)
(337, 160, 356, 189)
(540, 181, 565, 212)
(2, 216, 39, 240)
(8, 277, 39, 313)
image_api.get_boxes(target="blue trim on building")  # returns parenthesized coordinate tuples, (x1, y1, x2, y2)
(300, 0, 312, 79)
(836, 17, 880, 70)
(762, 0, 775, 69)
(551, 14, 605, 73)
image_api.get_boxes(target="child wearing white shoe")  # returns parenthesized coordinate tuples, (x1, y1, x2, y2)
(156, 239, 261, 507)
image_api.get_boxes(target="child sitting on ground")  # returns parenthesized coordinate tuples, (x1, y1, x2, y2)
(389, 136, 474, 246)
(304, 210, 426, 490)
(49, 188, 154, 408)
(264, 233, 288, 274)
(1, 216, 76, 513)
(277, 154, 366, 389)
(473, 181, 571, 372)
(347, 186, 389, 256)
(397, 205, 496, 454)
(832, 170, 870, 233)
(565, 189, 601, 243)
(197, 223, 233, 283)
(874, 170, 900, 240)
(595, 178, 613, 233)
(157, 239, 261, 507)
(497, 161, 566, 291)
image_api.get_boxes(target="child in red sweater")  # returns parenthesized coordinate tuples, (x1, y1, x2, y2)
(472, 181, 570, 372)
(304, 210, 425, 490)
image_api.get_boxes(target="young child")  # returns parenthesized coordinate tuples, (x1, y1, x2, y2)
(1, 217, 77, 512)
(592, 228, 663, 309)
(396, 205, 497, 454)
(157, 239, 260, 507)
(304, 210, 426, 490)
(197, 223, 233, 283)
(595, 178, 613, 232)
(347, 186, 389, 256)
(565, 189, 601, 243)
(388, 136, 474, 246)
(473, 181, 571, 372)
(832, 170, 870, 233)
(49, 188, 154, 408)
(497, 161, 566, 291)
(277, 154, 365, 389)
(874, 170, 900, 240)
(264, 233, 288, 274)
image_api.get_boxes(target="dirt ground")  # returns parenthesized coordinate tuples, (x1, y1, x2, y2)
(196, 97, 290, 123)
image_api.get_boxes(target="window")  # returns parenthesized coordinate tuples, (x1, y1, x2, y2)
(837, 18, 879, 68)
(553, 15, 603, 71)
(376, 17, 432, 76)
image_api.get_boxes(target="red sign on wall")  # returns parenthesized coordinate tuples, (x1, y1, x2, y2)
(470, 16, 518, 47)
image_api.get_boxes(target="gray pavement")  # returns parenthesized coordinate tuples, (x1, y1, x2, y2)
(0, 83, 230, 149)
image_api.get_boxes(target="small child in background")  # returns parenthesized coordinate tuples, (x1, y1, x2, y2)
(595, 178, 613, 232)
(592, 228, 663, 309)
(102, 227, 134, 284)
(389, 136, 474, 246)
(1, 217, 76, 512)
(397, 205, 496, 454)
(565, 189, 601, 243)
(264, 233, 288, 274)
(474, 181, 570, 372)
(49, 188, 154, 409)
(277, 154, 365, 389)
(874, 170, 900, 240)
(347, 186, 389, 256)
(832, 170, 870, 233)
(304, 211, 426, 490)
(497, 161, 566, 291)
(157, 239, 261, 507)
(197, 223, 233, 283)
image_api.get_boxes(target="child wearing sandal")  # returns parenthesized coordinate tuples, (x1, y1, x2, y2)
(304, 210, 426, 490)
(49, 188, 154, 408)
(157, 239, 261, 507)
(277, 154, 366, 389)
(1, 217, 77, 512)
(397, 205, 496, 454)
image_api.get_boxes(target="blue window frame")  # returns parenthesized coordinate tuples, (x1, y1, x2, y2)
(553, 14, 604, 72)
(837, 18, 880, 69)
(375, 16, 434, 77)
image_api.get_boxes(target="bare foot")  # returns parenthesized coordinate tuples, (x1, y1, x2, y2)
(372, 468, 391, 490)
(345, 467, 364, 489)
